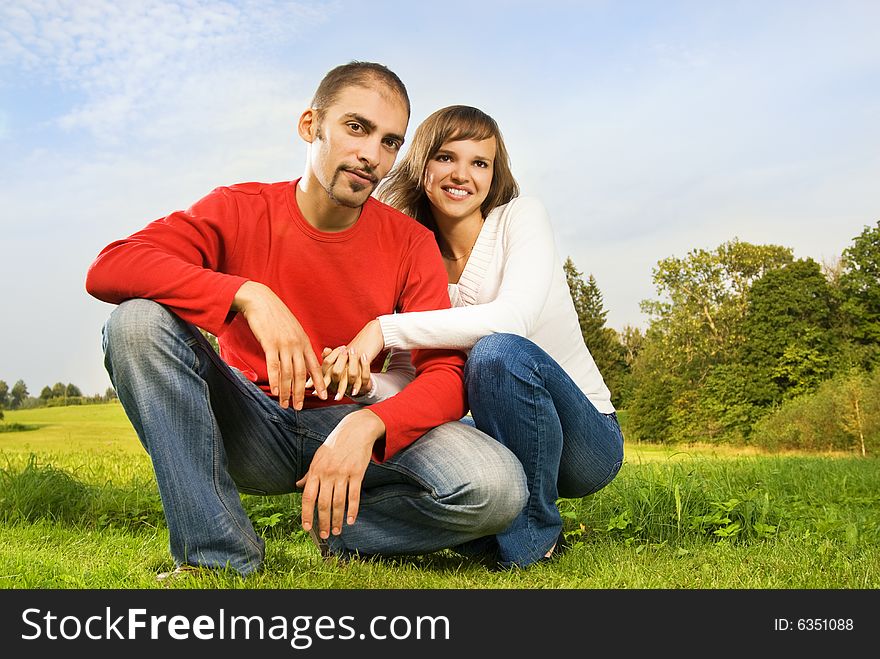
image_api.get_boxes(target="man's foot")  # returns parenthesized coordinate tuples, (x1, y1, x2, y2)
(156, 564, 205, 583)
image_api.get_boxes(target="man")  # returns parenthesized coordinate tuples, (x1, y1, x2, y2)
(86, 61, 527, 577)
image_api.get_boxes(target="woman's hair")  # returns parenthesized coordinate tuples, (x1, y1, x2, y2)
(377, 105, 519, 232)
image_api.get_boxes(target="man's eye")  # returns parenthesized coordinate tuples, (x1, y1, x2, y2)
(383, 138, 401, 150)
(347, 123, 363, 132)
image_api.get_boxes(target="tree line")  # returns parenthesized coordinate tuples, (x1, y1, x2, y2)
(565, 220, 880, 454)
(0, 379, 117, 418)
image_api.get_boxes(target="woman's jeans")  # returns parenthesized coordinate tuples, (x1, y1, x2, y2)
(101, 299, 528, 575)
(465, 333, 624, 568)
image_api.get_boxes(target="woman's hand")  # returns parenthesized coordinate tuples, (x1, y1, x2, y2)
(319, 346, 373, 400)
(314, 320, 386, 399)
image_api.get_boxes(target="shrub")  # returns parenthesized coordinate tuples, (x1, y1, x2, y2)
(752, 368, 880, 454)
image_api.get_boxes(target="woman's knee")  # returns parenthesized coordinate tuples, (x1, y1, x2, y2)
(465, 333, 540, 392)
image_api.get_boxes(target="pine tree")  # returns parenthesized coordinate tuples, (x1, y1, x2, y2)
(564, 257, 626, 405)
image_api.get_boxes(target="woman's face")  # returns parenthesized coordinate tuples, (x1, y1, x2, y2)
(423, 137, 496, 224)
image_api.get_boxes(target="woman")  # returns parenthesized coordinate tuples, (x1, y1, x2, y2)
(321, 105, 623, 569)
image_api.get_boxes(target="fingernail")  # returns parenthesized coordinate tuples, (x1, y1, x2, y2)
(302, 522, 311, 530)
(347, 516, 355, 525)
(332, 527, 340, 535)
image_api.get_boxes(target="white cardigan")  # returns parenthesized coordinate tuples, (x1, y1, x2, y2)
(361, 196, 614, 413)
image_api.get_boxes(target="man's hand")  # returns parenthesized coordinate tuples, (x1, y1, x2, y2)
(296, 408, 385, 539)
(232, 280, 328, 409)
(319, 319, 385, 399)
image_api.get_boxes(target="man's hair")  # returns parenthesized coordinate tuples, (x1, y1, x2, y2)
(378, 105, 519, 231)
(311, 61, 410, 119)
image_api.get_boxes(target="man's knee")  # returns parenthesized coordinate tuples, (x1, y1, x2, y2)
(103, 299, 179, 354)
(470, 451, 528, 534)
(417, 422, 528, 532)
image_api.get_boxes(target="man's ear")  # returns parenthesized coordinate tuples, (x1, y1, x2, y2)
(298, 108, 317, 143)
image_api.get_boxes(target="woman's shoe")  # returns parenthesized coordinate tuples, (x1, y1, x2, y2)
(539, 530, 569, 563)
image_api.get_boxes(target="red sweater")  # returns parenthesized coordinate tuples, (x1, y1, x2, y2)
(85, 180, 467, 461)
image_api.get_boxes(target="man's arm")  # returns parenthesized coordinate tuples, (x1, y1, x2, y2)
(362, 232, 469, 461)
(85, 187, 249, 336)
(295, 408, 385, 540)
(85, 187, 326, 408)
(231, 281, 326, 409)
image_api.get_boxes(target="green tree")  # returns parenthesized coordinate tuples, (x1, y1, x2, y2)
(564, 257, 627, 405)
(0, 380, 9, 408)
(626, 336, 681, 442)
(10, 380, 29, 409)
(838, 220, 880, 366)
(629, 239, 793, 442)
(40, 385, 53, 401)
(741, 258, 838, 403)
(105, 386, 118, 401)
(641, 239, 793, 367)
(65, 383, 83, 397)
(51, 382, 66, 398)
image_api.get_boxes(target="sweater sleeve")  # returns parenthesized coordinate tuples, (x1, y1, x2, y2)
(378, 197, 558, 350)
(349, 349, 415, 404)
(365, 233, 468, 462)
(85, 187, 249, 336)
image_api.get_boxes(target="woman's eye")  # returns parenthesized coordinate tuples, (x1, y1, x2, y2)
(475, 160, 488, 168)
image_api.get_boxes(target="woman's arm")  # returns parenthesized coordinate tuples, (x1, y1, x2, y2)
(379, 196, 560, 350)
(349, 349, 416, 403)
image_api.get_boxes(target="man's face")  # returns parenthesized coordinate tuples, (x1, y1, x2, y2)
(306, 85, 408, 208)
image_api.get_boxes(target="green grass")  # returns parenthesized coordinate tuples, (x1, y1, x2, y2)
(1, 404, 878, 589)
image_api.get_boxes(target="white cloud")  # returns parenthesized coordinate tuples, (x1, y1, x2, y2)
(1, 0, 327, 142)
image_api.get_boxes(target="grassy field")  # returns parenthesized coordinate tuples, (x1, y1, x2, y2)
(1, 403, 878, 589)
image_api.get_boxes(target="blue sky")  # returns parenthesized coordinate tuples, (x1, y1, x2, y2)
(1, 0, 878, 396)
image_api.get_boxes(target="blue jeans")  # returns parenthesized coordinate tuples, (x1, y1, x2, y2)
(465, 333, 624, 568)
(101, 300, 528, 575)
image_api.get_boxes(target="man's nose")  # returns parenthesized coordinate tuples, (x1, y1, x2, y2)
(358, 137, 382, 168)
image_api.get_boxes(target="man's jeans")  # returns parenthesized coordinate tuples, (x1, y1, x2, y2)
(465, 333, 624, 568)
(102, 299, 528, 575)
